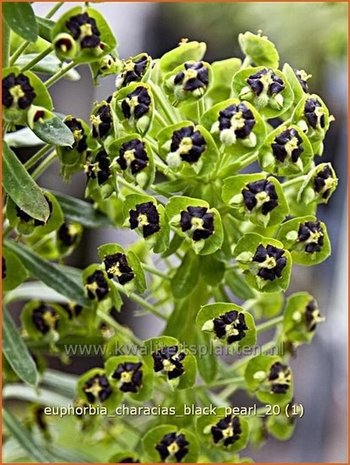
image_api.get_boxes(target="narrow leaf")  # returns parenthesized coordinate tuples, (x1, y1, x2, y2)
(52, 190, 113, 228)
(5, 241, 91, 308)
(2, 409, 55, 462)
(2, 141, 50, 222)
(33, 115, 75, 146)
(3, 2, 38, 42)
(16, 54, 81, 80)
(2, 307, 39, 387)
(3, 384, 71, 407)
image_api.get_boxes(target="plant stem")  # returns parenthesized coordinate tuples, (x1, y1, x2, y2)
(256, 315, 283, 334)
(113, 282, 167, 321)
(196, 376, 245, 389)
(9, 40, 30, 66)
(96, 309, 141, 345)
(142, 262, 171, 280)
(45, 61, 76, 88)
(149, 82, 178, 124)
(117, 176, 147, 195)
(24, 144, 52, 170)
(46, 2, 64, 18)
(2, 20, 10, 68)
(154, 110, 168, 128)
(21, 45, 53, 72)
(31, 150, 57, 180)
(282, 175, 307, 188)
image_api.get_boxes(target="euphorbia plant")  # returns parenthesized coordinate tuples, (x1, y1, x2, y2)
(2, 3, 338, 463)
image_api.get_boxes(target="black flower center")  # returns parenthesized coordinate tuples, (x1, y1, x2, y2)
(314, 165, 336, 200)
(32, 304, 59, 334)
(253, 244, 287, 281)
(61, 302, 83, 320)
(83, 374, 112, 403)
(180, 206, 214, 241)
(103, 253, 134, 284)
(152, 345, 186, 380)
(294, 69, 310, 93)
(66, 12, 101, 49)
(15, 197, 53, 227)
(129, 201, 160, 238)
(155, 432, 189, 462)
(242, 179, 278, 215)
(65, 118, 88, 153)
(57, 222, 81, 247)
(85, 269, 109, 301)
(305, 299, 324, 332)
(271, 128, 303, 163)
(297, 221, 324, 253)
(304, 98, 325, 129)
(116, 54, 148, 89)
(268, 361, 292, 394)
(117, 139, 149, 175)
(218, 103, 255, 139)
(213, 310, 248, 344)
(247, 68, 285, 97)
(86, 150, 111, 185)
(174, 61, 209, 92)
(2, 73, 36, 110)
(91, 104, 112, 139)
(170, 126, 206, 164)
(121, 86, 151, 120)
(211, 415, 242, 447)
(112, 361, 143, 393)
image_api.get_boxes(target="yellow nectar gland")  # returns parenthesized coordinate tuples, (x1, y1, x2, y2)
(43, 311, 59, 330)
(85, 379, 103, 398)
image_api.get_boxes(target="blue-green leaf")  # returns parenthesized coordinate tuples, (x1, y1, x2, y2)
(3, 3, 38, 43)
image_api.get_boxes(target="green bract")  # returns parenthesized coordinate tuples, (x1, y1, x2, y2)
(238, 31, 279, 68)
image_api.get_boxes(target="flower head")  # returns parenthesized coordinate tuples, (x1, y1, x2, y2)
(16, 198, 53, 227)
(85, 269, 109, 301)
(304, 98, 326, 130)
(305, 299, 324, 332)
(57, 222, 82, 248)
(61, 302, 83, 320)
(2, 73, 36, 110)
(214, 103, 256, 146)
(242, 179, 278, 215)
(152, 345, 186, 380)
(117, 139, 149, 174)
(168, 126, 206, 166)
(271, 128, 303, 164)
(112, 361, 143, 393)
(66, 12, 101, 49)
(297, 221, 324, 253)
(180, 206, 214, 241)
(103, 253, 134, 284)
(64, 118, 88, 153)
(174, 61, 209, 94)
(313, 164, 337, 201)
(115, 54, 149, 89)
(213, 310, 248, 344)
(211, 415, 242, 447)
(32, 303, 59, 334)
(129, 202, 160, 238)
(85, 150, 111, 185)
(121, 86, 151, 120)
(91, 103, 112, 139)
(294, 69, 311, 93)
(253, 244, 287, 281)
(155, 432, 189, 462)
(268, 361, 292, 394)
(83, 373, 112, 403)
(246, 68, 285, 97)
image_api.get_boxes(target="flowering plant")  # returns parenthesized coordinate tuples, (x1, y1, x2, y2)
(2, 3, 338, 463)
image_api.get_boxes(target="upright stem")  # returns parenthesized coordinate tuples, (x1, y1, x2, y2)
(9, 40, 30, 66)
(24, 144, 53, 170)
(31, 150, 57, 180)
(45, 61, 76, 88)
(21, 45, 53, 72)
(45, 2, 64, 18)
(149, 82, 178, 124)
(256, 315, 283, 334)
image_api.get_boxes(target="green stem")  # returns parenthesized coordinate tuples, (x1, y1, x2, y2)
(117, 176, 148, 195)
(196, 376, 245, 389)
(197, 98, 206, 121)
(45, 2, 64, 18)
(142, 262, 171, 280)
(9, 40, 30, 66)
(2, 20, 10, 68)
(45, 61, 76, 88)
(31, 150, 57, 180)
(96, 309, 141, 345)
(24, 144, 52, 170)
(112, 282, 168, 321)
(282, 175, 307, 189)
(256, 315, 283, 334)
(149, 82, 178, 124)
(21, 45, 53, 72)
(154, 110, 168, 128)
